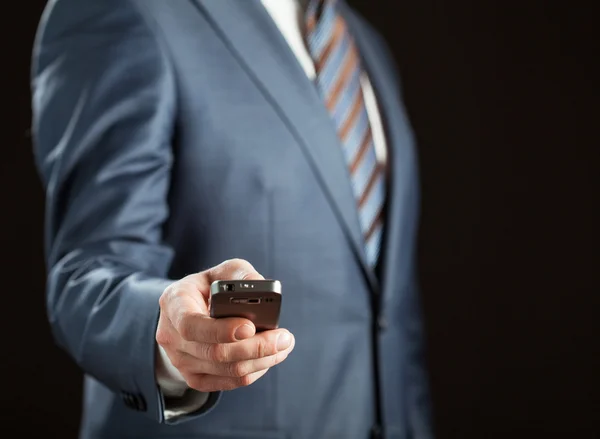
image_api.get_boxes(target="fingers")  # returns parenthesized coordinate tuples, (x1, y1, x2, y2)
(172, 335, 295, 377)
(184, 370, 270, 393)
(159, 258, 263, 315)
(159, 280, 209, 326)
(206, 258, 265, 284)
(161, 330, 295, 394)
(156, 258, 286, 393)
(176, 312, 255, 344)
(184, 329, 293, 363)
(159, 270, 258, 344)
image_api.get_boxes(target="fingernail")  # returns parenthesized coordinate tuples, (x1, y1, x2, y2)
(234, 324, 254, 340)
(276, 332, 292, 351)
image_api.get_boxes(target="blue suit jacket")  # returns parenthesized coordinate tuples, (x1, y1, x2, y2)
(32, 1, 433, 438)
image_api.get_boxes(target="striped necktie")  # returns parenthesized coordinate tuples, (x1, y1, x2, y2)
(305, 0, 386, 267)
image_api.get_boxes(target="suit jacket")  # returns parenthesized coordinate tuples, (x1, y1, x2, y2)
(31, 0, 433, 438)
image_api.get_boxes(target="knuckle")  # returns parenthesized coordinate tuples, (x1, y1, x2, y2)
(196, 342, 212, 360)
(159, 283, 178, 308)
(185, 374, 205, 391)
(177, 280, 197, 292)
(210, 319, 228, 344)
(237, 374, 254, 387)
(170, 351, 186, 369)
(158, 292, 168, 309)
(228, 258, 249, 266)
(255, 337, 269, 358)
(178, 324, 193, 341)
(169, 282, 195, 303)
(169, 282, 185, 297)
(228, 361, 248, 378)
(208, 343, 228, 363)
(227, 258, 254, 273)
(155, 327, 171, 347)
(177, 312, 198, 340)
(270, 353, 281, 367)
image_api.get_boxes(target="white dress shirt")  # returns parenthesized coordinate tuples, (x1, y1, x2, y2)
(157, 0, 389, 418)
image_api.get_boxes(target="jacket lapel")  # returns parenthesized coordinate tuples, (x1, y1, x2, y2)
(191, 0, 379, 292)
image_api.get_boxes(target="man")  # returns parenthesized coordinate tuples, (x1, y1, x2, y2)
(31, 0, 433, 438)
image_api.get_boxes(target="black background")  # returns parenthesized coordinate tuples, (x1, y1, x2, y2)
(2, 1, 598, 438)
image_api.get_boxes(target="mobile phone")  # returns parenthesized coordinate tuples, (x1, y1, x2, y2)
(209, 280, 282, 331)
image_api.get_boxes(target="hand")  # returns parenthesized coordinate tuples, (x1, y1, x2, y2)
(156, 259, 295, 392)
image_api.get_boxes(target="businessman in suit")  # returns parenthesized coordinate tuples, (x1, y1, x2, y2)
(32, 0, 433, 438)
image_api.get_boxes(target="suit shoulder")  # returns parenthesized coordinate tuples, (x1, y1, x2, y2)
(38, 0, 145, 33)
(33, 0, 167, 75)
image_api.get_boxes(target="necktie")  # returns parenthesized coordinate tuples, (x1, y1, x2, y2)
(305, 0, 386, 266)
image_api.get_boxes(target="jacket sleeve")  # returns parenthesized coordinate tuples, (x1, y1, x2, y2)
(31, 0, 220, 424)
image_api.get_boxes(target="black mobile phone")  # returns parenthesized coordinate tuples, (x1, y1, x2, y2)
(209, 280, 282, 331)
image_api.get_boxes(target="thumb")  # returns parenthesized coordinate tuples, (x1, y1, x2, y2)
(209, 258, 265, 282)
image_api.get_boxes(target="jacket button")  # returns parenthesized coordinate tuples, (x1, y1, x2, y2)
(377, 315, 388, 331)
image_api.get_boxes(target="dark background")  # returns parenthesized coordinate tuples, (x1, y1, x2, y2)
(2, 1, 597, 438)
